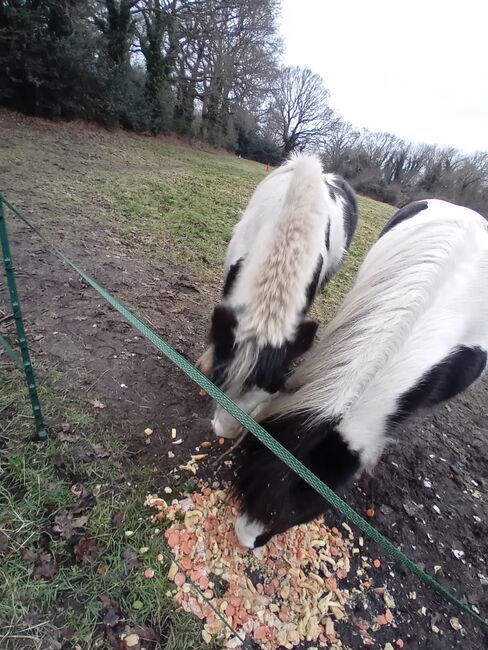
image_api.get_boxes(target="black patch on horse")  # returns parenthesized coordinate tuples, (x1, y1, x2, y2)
(248, 321, 319, 394)
(380, 200, 429, 238)
(329, 175, 358, 249)
(325, 221, 331, 251)
(327, 182, 338, 203)
(223, 257, 244, 297)
(305, 254, 324, 311)
(388, 345, 487, 430)
(209, 305, 238, 385)
(232, 413, 360, 547)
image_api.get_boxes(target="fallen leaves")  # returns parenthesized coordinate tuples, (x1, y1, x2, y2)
(21, 548, 58, 580)
(53, 510, 90, 539)
(91, 442, 110, 458)
(56, 423, 79, 443)
(111, 509, 126, 528)
(99, 563, 109, 577)
(122, 548, 142, 573)
(100, 594, 123, 628)
(74, 534, 105, 564)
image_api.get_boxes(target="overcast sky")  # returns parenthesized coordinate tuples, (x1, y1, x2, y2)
(280, 0, 488, 154)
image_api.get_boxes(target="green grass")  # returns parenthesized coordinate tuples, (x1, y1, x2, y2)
(0, 366, 205, 650)
(98, 141, 266, 280)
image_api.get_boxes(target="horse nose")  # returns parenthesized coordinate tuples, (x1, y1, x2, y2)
(235, 512, 264, 549)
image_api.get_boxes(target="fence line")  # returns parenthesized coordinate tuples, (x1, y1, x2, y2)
(0, 194, 486, 628)
(0, 196, 47, 440)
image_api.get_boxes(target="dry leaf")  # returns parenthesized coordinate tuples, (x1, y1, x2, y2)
(57, 430, 79, 443)
(122, 548, 141, 572)
(91, 443, 110, 458)
(21, 548, 38, 564)
(32, 551, 58, 580)
(74, 534, 104, 564)
(98, 563, 109, 577)
(90, 399, 106, 409)
(111, 510, 125, 528)
(53, 511, 90, 539)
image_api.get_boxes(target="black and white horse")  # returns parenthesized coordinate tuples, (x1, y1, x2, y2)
(232, 199, 488, 549)
(196, 154, 358, 439)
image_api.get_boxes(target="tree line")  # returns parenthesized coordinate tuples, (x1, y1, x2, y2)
(1, 1, 486, 215)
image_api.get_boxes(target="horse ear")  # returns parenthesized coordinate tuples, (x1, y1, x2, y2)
(210, 305, 237, 358)
(289, 320, 318, 358)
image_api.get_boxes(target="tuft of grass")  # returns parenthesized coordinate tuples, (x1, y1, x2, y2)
(0, 365, 207, 650)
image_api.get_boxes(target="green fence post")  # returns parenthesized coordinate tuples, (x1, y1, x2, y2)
(0, 195, 47, 441)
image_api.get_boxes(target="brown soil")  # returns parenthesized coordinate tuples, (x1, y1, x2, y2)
(0, 111, 486, 649)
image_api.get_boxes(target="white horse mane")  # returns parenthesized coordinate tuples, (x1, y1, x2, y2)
(264, 206, 488, 426)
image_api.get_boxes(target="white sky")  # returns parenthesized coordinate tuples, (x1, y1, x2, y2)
(280, 0, 488, 154)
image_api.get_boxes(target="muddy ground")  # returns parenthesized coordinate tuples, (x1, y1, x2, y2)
(0, 112, 486, 649)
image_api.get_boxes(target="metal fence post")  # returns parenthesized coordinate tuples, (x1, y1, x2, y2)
(0, 195, 47, 441)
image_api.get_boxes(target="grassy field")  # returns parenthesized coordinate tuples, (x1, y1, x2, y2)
(0, 111, 395, 650)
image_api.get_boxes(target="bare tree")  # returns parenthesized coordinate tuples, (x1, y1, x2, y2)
(266, 66, 335, 158)
(321, 119, 359, 172)
(167, 0, 281, 142)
